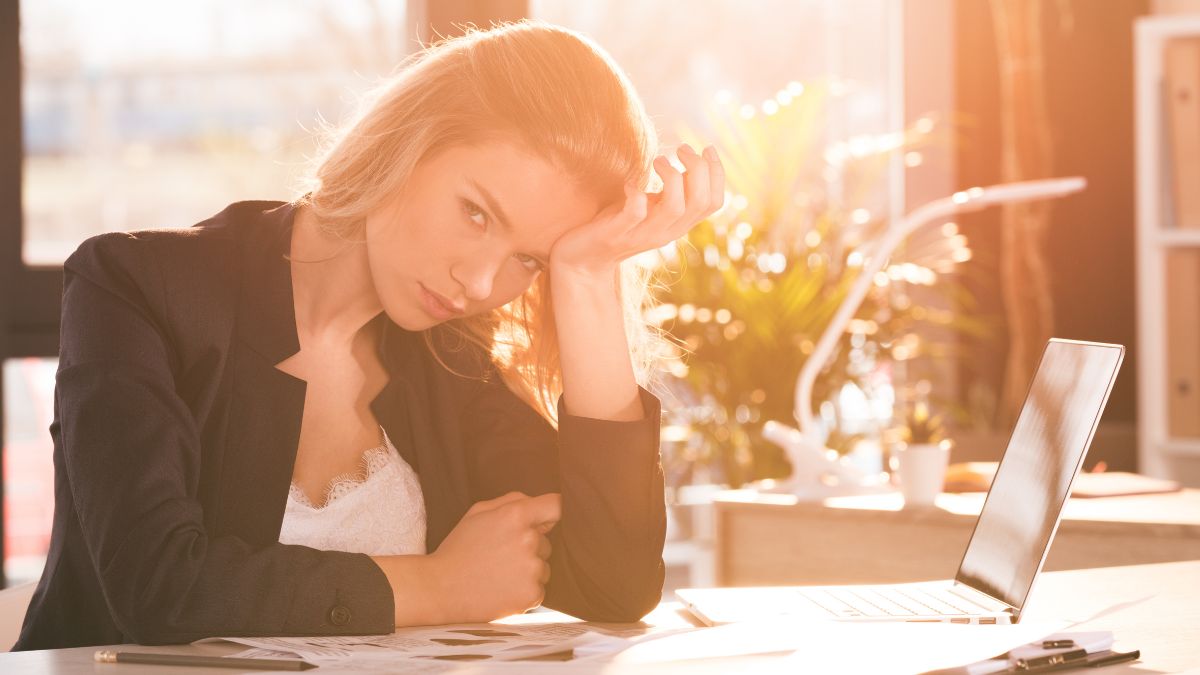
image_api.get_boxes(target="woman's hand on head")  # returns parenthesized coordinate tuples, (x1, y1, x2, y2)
(548, 143, 725, 280)
(427, 491, 560, 623)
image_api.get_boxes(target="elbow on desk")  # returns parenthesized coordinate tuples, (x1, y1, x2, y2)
(109, 603, 197, 646)
(547, 555, 666, 623)
(596, 557, 665, 623)
(106, 576, 222, 646)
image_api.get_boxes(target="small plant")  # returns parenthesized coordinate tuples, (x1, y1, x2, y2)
(897, 401, 948, 446)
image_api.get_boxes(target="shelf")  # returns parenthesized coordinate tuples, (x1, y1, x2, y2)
(1136, 16, 1200, 486)
(1162, 440, 1200, 456)
(1158, 230, 1200, 246)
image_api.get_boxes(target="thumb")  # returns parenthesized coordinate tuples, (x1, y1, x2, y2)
(519, 492, 562, 531)
(466, 491, 528, 516)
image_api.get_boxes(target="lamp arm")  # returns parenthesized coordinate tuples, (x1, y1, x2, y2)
(791, 177, 1087, 444)
(793, 197, 963, 442)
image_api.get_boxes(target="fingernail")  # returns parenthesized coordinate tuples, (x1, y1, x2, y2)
(703, 146, 717, 160)
(678, 143, 696, 155)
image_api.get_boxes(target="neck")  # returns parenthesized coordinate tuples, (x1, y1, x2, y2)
(289, 205, 385, 347)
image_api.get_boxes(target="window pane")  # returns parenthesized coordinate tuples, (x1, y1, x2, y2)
(4, 358, 57, 585)
(20, 0, 407, 265)
(530, 1, 897, 149)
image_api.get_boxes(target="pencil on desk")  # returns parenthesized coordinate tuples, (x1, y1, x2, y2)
(94, 649, 317, 670)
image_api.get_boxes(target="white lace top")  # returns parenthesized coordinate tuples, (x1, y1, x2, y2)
(279, 425, 427, 556)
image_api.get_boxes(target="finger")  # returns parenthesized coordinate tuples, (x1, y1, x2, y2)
(618, 181, 649, 230)
(468, 490, 528, 516)
(657, 145, 724, 244)
(517, 492, 562, 530)
(672, 143, 711, 228)
(580, 182, 647, 244)
(704, 145, 726, 215)
(536, 534, 552, 560)
(640, 155, 685, 233)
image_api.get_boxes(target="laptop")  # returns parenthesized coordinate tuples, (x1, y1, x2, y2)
(676, 338, 1125, 626)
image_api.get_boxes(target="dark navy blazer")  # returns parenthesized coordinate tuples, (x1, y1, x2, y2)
(15, 200, 665, 650)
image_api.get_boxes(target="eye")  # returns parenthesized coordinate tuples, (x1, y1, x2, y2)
(460, 198, 488, 230)
(514, 253, 544, 273)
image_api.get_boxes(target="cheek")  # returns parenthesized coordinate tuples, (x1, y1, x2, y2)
(474, 269, 540, 314)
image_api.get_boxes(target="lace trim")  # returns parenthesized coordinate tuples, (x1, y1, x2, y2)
(289, 428, 393, 510)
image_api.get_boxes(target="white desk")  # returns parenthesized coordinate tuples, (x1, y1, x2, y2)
(1, 560, 1196, 673)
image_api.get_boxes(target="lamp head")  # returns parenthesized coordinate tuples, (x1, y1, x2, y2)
(954, 177, 1087, 213)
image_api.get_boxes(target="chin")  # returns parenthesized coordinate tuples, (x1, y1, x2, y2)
(378, 304, 431, 332)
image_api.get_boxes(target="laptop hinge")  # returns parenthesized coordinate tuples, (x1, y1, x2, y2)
(950, 582, 1017, 615)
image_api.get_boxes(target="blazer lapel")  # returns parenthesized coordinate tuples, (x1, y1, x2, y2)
(372, 321, 472, 550)
(216, 201, 307, 544)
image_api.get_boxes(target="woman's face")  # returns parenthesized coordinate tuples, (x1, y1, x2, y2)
(364, 140, 603, 331)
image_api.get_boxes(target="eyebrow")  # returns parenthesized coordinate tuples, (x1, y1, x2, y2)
(466, 178, 550, 265)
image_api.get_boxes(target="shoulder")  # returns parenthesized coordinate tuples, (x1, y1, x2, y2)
(64, 199, 289, 294)
(61, 201, 292, 358)
(65, 200, 284, 273)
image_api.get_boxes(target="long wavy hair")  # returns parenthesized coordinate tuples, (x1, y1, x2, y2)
(291, 19, 666, 425)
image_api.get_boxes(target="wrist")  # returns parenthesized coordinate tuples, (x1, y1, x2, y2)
(373, 553, 455, 627)
(549, 261, 619, 288)
(420, 552, 462, 625)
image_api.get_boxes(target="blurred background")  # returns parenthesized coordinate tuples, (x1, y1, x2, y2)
(1, 0, 1197, 593)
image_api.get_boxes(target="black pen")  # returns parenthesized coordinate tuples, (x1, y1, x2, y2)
(1015, 647, 1088, 670)
(94, 649, 317, 671)
(1084, 649, 1140, 668)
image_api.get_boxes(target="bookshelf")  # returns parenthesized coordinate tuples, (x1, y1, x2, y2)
(1135, 15, 1200, 485)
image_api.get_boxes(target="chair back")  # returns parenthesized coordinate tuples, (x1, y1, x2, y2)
(0, 582, 36, 651)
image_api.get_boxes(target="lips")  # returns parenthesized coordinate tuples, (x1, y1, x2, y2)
(419, 283, 465, 320)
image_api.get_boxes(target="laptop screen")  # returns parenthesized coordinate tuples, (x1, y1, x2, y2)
(954, 339, 1124, 614)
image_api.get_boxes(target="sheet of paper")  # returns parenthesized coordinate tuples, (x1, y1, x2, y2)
(197, 621, 633, 667)
(611, 618, 1070, 674)
(226, 649, 463, 673)
(944, 630, 1117, 675)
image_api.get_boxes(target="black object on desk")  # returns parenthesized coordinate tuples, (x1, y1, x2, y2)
(1004, 649, 1141, 673)
(1016, 647, 1089, 669)
(94, 649, 317, 671)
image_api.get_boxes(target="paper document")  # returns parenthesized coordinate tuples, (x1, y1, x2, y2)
(612, 618, 1070, 674)
(197, 621, 639, 669)
(935, 630, 1116, 674)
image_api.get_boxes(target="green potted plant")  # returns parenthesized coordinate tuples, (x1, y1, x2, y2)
(652, 81, 988, 489)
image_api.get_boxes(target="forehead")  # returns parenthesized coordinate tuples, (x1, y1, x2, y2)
(428, 140, 603, 241)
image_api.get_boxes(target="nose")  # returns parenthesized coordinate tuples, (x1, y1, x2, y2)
(450, 252, 505, 302)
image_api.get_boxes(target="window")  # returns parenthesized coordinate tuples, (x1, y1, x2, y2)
(20, 0, 408, 264)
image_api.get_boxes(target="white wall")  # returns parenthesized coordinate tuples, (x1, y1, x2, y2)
(1154, 0, 1200, 13)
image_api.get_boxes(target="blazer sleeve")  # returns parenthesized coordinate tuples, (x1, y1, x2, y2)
(461, 373, 667, 623)
(54, 233, 394, 644)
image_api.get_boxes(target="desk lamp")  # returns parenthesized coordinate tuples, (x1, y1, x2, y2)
(762, 177, 1087, 496)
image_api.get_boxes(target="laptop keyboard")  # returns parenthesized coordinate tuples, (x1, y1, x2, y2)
(797, 586, 996, 619)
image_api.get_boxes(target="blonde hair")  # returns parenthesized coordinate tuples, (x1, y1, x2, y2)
(292, 19, 665, 425)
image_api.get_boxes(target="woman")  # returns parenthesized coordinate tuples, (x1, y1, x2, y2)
(15, 19, 723, 649)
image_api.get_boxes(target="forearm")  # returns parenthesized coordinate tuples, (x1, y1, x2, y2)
(549, 264, 643, 421)
(542, 386, 668, 621)
(370, 554, 452, 627)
